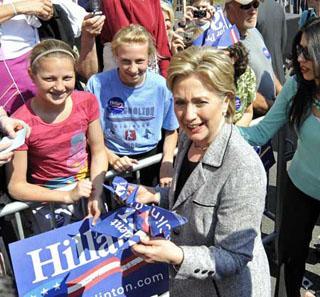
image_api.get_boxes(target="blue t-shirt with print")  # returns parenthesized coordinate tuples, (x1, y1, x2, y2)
(87, 69, 178, 155)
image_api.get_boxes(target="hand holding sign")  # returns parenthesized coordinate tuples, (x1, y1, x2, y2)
(92, 177, 187, 249)
(0, 122, 27, 166)
(132, 236, 185, 265)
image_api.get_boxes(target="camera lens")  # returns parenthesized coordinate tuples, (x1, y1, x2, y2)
(193, 10, 206, 18)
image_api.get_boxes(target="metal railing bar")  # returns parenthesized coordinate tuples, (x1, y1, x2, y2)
(14, 212, 25, 240)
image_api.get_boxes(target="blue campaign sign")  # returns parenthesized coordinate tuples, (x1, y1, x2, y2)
(9, 216, 169, 297)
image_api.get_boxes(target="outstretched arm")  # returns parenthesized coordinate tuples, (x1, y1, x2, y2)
(87, 119, 108, 221)
(6, 150, 92, 203)
(0, 0, 52, 23)
(76, 14, 105, 80)
(159, 129, 178, 187)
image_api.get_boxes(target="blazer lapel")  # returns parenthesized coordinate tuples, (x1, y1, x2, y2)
(170, 124, 233, 210)
(172, 163, 206, 210)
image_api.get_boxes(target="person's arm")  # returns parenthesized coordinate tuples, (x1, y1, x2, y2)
(133, 149, 268, 278)
(0, 4, 18, 23)
(235, 103, 253, 127)
(253, 91, 274, 116)
(86, 119, 108, 221)
(238, 76, 297, 146)
(6, 150, 92, 203)
(76, 14, 105, 80)
(0, 109, 31, 166)
(0, 0, 52, 23)
(274, 75, 283, 95)
(175, 155, 267, 280)
(0, 113, 30, 138)
(159, 129, 178, 187)
(154, 0, 171, 77)
(105, 147, 138, 173)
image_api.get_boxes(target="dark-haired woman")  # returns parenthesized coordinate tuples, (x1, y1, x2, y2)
(238, 18, 320, 297)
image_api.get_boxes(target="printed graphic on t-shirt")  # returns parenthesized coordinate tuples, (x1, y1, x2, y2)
(67, 132, 88, 179)
(107, 97, 125, 114)
(104, 97, 157, 149)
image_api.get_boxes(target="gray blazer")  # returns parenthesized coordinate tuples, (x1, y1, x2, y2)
(160, 123, 271, 297)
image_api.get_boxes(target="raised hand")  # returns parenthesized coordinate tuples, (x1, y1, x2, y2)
(66, 178, 92, 203)
(14, 0, 53, 20)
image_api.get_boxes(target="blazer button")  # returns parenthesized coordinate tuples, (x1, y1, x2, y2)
(201, 270, 208, 274)
(194, 269, 200, 273)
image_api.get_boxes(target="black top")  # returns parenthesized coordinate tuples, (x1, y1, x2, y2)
(174, 149, 199, 202)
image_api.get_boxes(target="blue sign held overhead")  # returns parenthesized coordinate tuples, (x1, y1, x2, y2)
(192, 7, 240, 48)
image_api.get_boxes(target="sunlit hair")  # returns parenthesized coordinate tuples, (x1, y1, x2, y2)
(161, 1, 174, 37)
(111, 24, 156, 58)
(30, 39, 77, 74)
(167, 46, 236, 122)
(191, 0, 214, 5)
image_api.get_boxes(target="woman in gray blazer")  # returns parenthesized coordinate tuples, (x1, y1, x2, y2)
(132, 46, 271, 297)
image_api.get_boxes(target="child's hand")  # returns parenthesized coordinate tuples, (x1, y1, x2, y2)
(111, 156, 139, 172)
(66, 179, 92, 203)
(87, 198, 101, 225)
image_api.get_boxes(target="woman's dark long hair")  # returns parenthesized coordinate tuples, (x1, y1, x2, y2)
(289, 17, 320, 128)
(226, 42, 249, 86)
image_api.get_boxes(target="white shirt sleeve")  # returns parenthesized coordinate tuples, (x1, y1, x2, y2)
(52, 0, 88, 38)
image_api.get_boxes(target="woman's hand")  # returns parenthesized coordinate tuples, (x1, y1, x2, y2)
(14, 0, 53, 20)
(132, 236, 184, 265)
(66, 179, 92, 203)
(0, 116, 30, 138)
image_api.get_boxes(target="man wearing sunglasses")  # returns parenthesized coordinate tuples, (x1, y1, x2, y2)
(224, 0, 282, 117)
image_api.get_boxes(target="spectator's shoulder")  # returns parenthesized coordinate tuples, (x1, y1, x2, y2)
(146, 71, 167, 87)
(71, 90, 97, 105)
(11, 101, 35, 126)
(228, 126, 265, 172)
(88, 69, 114, 85)
(12, 102, 30, 119)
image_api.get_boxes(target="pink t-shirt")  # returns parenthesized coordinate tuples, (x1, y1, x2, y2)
(13, 91, 100, 189)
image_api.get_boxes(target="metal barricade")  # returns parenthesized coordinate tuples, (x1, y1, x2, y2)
(0, 151, 169, 240)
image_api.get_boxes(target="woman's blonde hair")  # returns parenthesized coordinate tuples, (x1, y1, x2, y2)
(30, 39, 77, 74)
(167, 46, 236, 121)
(111, 24, 156, 58)
(161, 1, 174, 35)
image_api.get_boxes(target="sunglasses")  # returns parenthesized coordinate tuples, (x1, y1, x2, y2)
(296, 44, 311, 60)
(240, 0, 260, 10)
